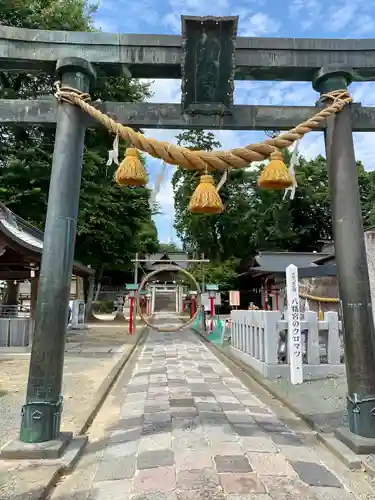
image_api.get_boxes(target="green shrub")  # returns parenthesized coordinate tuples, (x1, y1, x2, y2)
(93, 300, 114, 313)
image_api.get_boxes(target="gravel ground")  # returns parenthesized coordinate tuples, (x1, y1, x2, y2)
(219, 342, 348, 434)
(272, 373, 348, 432)
(0, 321, 137, 447)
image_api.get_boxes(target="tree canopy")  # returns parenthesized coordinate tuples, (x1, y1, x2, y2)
(0, 0, 159, 280)
(172, 129, 375, 288)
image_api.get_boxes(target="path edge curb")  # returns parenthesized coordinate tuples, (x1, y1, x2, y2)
(29, 325, 147, 500)
(193, 328, 367, 472)
(77, 325, 148, 435)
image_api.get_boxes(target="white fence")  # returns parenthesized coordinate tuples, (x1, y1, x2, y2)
(229, 309, 344, 380)
(0, 318, 33, 347)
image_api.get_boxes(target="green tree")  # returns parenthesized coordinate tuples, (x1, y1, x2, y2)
(172, 130, 256, 261)
(158, 243, 183, 253)
(0, 0, 159, 303)
(172, 130, 375, 289)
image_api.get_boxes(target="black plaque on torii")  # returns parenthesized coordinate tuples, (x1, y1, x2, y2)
(181, 15, 238, 115)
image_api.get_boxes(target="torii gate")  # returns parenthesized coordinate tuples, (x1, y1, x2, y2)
(1, 16, 375, 455)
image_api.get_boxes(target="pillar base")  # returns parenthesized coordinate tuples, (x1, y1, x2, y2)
(335, 427, 375, 454)
(114, 311, 128, 322)
(0, 431, 72, 460)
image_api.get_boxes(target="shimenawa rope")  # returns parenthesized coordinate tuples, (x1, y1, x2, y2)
(53, 82, 352, 172)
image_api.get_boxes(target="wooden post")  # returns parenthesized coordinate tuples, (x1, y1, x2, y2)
(30, 277, 39, 321)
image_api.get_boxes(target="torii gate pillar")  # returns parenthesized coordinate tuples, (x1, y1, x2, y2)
(314, 65, 375, 452)
(17, 58, 96, 448)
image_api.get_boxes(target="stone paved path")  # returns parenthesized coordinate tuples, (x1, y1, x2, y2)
(52, 324, 372, 500)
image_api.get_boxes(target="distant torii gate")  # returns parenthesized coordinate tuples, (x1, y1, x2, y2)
(1, 17, 375, 455)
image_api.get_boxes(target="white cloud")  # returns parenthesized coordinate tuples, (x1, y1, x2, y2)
(289, 0, 322, 30)
(327, 2, 358, 32)
(239, 12, 280, 37)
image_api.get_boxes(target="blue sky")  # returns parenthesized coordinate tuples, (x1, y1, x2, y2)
(92, 0, 375, 244)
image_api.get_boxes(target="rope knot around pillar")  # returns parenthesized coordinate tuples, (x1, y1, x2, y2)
(54, 81, 92, 105)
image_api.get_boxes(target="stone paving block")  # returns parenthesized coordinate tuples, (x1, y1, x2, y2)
(172, 416, 202, 432)
(137, 449, 174, 469)
(104, 440, 139, 458)
(92, 479, 133, 500)
(128, 385, 149, 394)
(190, 391, 213, 397)
(169, 380, 187, 386)
(194, 396, 217, 403)
(224, 495, 272, 500)
(214, 455, 252, 473)
(289, 461, 343, 488)
(240, 398, 264, 406)
(171, 408, 198, 418)
(225, 412, 254, 424)
(170, 398, 196, 407)
(114, 417, 143, 430)
(196, 402, 222, 412)
(121, 404, 145, 415)
(278, 445, 320, 462)
(175, 449, 213, 470)
(169, 392, 193, 399)
(209, 442, 244, 456)
(247, 452, 298, 477)
(176, 487, 225, 500)
(258, 422, 292, 434)
(199, 411, 229, 425)
(269, 432, 303, 447)
(132, 493, 178, 500)
(189, 384, 210, 391)
(212, 391, 234, 398)
(144, 404, 170, 413)
(126, 393, 148, 401)
(215, 396, 239, 403)
(146, 395, 169, 402)
(148, 390, 169, 398)
(177, 468, 220, 491)
(219, 403, 245, 411)
(232, 424, 265, 437)
(172, 436, 210, 451)
(95, 455, 136, 481)
(239, 435, 278, 453)
(142, 421, 172, 436)
(109, 428, 142, 444)
(144, 412, 172, 424)
(149, 369, 167, 375)
(205, 427, 239, 444)
(260, 475, 319, 500)
(134, 466, 176, 493)
(219, 473, 266, 494)
(312, 487, 355, 500)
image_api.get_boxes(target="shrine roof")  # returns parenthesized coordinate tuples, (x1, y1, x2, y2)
(0, 202, 94, 277)
(251, 251, 328, 274)
(242, 251, 337, 279)
(142, 251, 189, 269)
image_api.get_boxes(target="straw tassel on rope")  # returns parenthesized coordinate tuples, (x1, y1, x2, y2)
(257, 150, 293, 190)
(188, 174, 224, 214)
(115, 147, 148, 187)
(54, 83, 352, 173)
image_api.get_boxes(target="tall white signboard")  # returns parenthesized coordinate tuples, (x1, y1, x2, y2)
(286, 264, 303, 384)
